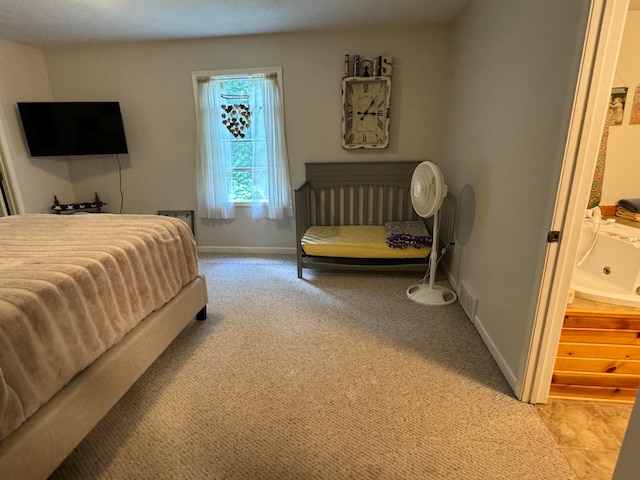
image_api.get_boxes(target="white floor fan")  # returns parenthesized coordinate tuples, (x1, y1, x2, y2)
(406, 161, 458, 306)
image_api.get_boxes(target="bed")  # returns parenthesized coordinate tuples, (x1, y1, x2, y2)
(294, 161, 432, 278)
(0, 213, 208, 479)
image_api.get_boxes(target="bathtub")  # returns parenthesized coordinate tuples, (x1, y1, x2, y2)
(570, 218, 640, 307)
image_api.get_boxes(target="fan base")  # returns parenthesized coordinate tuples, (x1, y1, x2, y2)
(406, 284, 457, 306)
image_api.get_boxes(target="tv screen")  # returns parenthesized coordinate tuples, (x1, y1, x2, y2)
(17, 102, 128, 157)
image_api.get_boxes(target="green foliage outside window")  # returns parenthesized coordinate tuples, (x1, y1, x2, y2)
(231, 170, 252, 201)
(223, 79, 259, 202)
(230, 141, 252, 201)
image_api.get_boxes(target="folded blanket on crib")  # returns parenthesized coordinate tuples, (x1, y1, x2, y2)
(618, 198, 640, 213)
(385, 221, 433, 249)
(616, 206, 640, 221)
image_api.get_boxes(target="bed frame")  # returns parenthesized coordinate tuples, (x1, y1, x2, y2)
(0, 275, 208, 480)
(294, 161, 430, 278)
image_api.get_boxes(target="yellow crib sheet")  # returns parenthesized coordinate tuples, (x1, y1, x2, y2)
(301, 225, 431, 259)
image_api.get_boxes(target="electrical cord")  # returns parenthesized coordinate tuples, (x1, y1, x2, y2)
(395, 241, 455, 299)
(576, 206, 600, 266)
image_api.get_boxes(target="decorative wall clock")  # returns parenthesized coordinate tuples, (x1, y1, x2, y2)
(341, 76, 391, 149)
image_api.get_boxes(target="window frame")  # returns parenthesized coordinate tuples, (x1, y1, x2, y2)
(192, 66, 284, 207)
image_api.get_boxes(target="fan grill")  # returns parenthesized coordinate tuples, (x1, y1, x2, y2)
(410, 162, 445, 218)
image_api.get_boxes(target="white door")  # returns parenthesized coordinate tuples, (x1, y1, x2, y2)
(520, 0, 629, 403)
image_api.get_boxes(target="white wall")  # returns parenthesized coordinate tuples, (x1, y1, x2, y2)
(442, 0, 590, 394)
(601, 10, 640, 205)
(41, 26, 451, 248)
(0, 39, 74, 213)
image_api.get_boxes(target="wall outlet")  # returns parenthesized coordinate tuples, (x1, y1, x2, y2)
(458, 280, 479, 323)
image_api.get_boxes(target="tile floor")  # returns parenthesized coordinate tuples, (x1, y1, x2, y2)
(535, 399, 633, 480)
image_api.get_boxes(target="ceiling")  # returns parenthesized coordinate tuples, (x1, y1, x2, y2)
(0, 0, 472, 47)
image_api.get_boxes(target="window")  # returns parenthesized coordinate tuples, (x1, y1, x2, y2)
(220, 78, 262, 203)
(193, 67, 292, 220)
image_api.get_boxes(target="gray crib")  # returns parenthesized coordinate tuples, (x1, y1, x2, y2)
(294, 161, 431, 278)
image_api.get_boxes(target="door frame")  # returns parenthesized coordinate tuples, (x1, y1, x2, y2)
(520, 0, 630, 403)
(0, 144, 17, 216)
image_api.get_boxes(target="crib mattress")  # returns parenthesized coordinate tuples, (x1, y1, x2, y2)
(301, 225, 431, 259)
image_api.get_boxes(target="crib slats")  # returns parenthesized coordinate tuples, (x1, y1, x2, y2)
(309, 184, 422, 226)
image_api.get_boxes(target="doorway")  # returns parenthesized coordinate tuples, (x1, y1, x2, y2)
(523, 0, 630, 405)
(523, 2, 636, 477)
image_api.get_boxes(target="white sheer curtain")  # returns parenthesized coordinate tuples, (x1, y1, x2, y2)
(196, 78, 234, 219)
(251, 75, 292, 220)
(195, 72, 292, 221)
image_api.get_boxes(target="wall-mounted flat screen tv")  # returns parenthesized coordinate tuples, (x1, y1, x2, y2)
(17, 101, 128, 157)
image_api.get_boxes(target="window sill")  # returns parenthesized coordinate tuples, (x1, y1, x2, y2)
(233, 201, 267, 207)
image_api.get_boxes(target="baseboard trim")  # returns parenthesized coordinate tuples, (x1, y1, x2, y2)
(474, 315, 519, 396)
(446, 271, 458, 295)
(198, 246, 296, 255)
(439, 256, 457, 290)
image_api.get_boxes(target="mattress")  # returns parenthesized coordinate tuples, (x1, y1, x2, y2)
(0, 214, 199, 442)
(301, 225, 431, 259)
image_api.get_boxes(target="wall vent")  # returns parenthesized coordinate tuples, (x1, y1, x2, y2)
(458, 280, 478, 323)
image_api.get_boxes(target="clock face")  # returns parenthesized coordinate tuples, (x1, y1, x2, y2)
(342, 77, 390, 149)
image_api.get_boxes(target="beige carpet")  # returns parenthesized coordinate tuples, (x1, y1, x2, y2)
(51, 254, 577, 479)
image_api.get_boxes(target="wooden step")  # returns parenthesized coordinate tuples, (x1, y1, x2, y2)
(549, 384, 637, 404)
(564, 315, 640, 330)
(560, 328, 640, 345)
(555, 304, 640, 402)
(556, 342, 640, 360)
(552, 370, 640, 389)
(554, 356, 640, 375)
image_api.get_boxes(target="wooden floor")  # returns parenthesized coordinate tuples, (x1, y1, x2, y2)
(551, 296, 640, 403)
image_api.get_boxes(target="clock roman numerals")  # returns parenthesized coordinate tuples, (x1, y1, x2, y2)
(341, 76, 391, 149)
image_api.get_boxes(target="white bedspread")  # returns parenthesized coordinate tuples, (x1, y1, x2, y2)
(0, 214, 198, 442)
